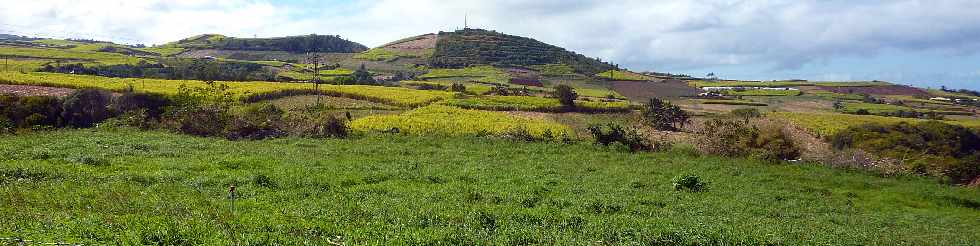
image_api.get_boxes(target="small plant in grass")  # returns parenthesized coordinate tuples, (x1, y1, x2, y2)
(672, 174, 708, 192)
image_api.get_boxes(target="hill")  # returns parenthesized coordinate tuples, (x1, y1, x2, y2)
(162, 34, 369, 54)
(429, 29, 616, 75)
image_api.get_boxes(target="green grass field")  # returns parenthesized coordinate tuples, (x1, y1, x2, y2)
(1, 129, 977, 244)
(420, 66, 513, 85)
(0, 45, 145, 65)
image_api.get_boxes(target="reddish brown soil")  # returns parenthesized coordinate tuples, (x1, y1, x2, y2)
(0, 84, 75, 97)
(385, 34, 438, 50)
(611, 79, 701, 101)
(816, 85, 929, 96)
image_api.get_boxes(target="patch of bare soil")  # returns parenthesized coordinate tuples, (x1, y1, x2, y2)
(0, 84, 75, 97)
(611, 79, 701, 101)
(816, 85, 929, 96)
(384, 34, 438, 51)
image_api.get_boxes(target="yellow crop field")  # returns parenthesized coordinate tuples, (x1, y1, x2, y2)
(350, 105, 573, 139)
(770, 112, 980, 136)
(443, 95, 632, 112)
(0, 72, 452, 107)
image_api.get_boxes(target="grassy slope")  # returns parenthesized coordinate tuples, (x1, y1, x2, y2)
(771, 112, 980, 136)
(0, 130, 978, 244)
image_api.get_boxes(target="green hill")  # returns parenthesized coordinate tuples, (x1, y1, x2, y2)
(164, 34, 368, 53)
(429, 29, 616, 75)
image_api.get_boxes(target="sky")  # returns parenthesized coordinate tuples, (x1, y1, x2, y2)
(1, 0, 979, 90)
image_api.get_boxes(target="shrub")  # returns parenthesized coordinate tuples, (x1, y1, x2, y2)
(62, 89, 112, 128)
(553, 85, 577, 108)
(672, 174, 708, 192)
(587, 123, 655, 152)
(14, 96, 62, 128)
(643, 98, 689, 131)
(170, 106, 230, 137)
(695, 119, 800, 161)
(730, 108, 761, 123)
(830, 121, 980, 184)
(451, 83, 467, 93)
(417, 83, 448, 91)
(112, 92, 172, 119)
(310, 115, 349, 138)
(226, 103, 286, 140)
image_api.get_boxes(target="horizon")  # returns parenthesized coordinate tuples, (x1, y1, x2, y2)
(2, 0, 979, 90)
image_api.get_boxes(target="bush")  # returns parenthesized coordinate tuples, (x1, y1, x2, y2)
(830, 121, 980, 184)
(695, 119, 800, 161)
(587, 123, 655, 152)
(62, 89, 112, 128)
(308, 115, 349, 138)
(730, 108, 761, 123)
(553, 85, 577, 108)
(643, 98, 689, 131)
(451, 83, 467, 93)
(672, 174, 708, 192)
(113, 92, 172, 119)
(226, 103, 286, 140)
(170, 106, 230, 137)
(1, 95, 63, 128)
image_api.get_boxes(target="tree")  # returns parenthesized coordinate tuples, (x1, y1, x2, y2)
(352, 64, 375, 84)
(642, 98, 689, 131)
(553, 85, 577, 108)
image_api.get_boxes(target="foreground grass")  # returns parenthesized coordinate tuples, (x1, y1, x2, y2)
(1, 130, 978, 244)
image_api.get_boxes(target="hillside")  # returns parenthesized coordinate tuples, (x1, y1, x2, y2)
(429, 29, 616, 75)
(160, 34, 368, 54)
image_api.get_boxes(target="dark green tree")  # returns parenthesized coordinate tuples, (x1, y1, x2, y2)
(642, 98, 689, 131)
(553, 85, 577, 108)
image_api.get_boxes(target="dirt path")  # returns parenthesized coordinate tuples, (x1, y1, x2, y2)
(0, 84, 75, 97)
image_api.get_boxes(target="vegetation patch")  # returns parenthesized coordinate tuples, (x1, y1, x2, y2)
(419, 65, 512, 84)
(595, 70, 653, 81)
(350, 105, 572, 139)
(0, 72, 451, 107)
(770, 112, 980, 136)
(0, 130, 978, 244)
